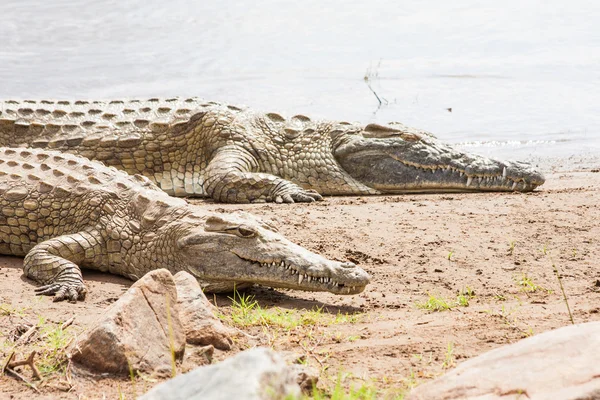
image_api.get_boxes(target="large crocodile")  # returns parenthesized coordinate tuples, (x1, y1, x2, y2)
(0, 98, 545, 203)
(0, 147, 370, 302)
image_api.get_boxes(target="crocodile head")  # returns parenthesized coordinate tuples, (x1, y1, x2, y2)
(331, 123, 545, 193)
(175, 211, 370, 294)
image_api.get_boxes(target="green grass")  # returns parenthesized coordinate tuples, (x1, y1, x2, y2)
(0, 303, 27, 318)
(293, 374, 406, 400)
(416, 288, 475, 312)
(35, 317, 76, 376)
(516, 274, 552, 294)
(508, 240, 516, 255)
(221, 290, 364, 330)
(441, 342, 456, 369)
(416, 294, 454, 312)
(0, 311, 78, 384)
(456, 287, 475, 307)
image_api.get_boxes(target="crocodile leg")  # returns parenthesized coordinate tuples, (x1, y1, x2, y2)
(203, 146, 323, 203)
(23, 231, 105, 303)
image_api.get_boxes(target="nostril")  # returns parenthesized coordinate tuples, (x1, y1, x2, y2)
(341, 262, 356, 268)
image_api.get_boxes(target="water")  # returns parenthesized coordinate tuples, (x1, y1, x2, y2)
(1, 0, 599, 165)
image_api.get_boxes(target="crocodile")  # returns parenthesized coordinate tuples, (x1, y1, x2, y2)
(0, 147, 370, 302)
(0, 98, 545, 203)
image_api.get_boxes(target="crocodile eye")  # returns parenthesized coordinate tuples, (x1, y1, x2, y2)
(236, 226, 256, 238)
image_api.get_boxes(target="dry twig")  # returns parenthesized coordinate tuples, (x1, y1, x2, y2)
(13, 324, 38, 346)
(7, 351, 42, 380)
(61, 317, 75, 330)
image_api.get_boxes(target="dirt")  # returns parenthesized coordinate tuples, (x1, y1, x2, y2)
(1, 169, 599, 399)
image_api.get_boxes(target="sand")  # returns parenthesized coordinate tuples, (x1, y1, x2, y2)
(1, 167, 599, 398)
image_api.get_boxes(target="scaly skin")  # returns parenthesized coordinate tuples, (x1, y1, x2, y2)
(0, 98, 545, 203)
(0, 147, 369, 302)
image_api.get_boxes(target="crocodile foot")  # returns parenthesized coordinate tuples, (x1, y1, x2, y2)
(35, 281, 87, 303)
(274, 188, 323, 204)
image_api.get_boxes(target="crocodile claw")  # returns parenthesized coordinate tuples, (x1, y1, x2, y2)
(275, 188, 323, 204)
(35, 282, 87, 303)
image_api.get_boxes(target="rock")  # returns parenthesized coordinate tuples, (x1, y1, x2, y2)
(280, 351, 319, 394)
(173, 271, 235, 350)
(71, 269, 185, 375)
(181, 345, 215, 373)
(139, 347, 302, 400)
(408, 322, 600, 400)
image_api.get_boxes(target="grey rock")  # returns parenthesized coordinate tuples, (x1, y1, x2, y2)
(139, 347, 302, 400)
(173, 271, 235, 350)
(408, 322, 600, 400)
(71, 269, 185, 375)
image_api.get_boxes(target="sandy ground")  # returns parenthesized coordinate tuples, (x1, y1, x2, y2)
(1, 167, 599, 399)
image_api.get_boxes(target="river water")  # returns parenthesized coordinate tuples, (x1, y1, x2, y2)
(1, 0, 599, 166)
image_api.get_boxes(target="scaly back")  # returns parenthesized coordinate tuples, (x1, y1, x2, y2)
(0, 98, 239, 145)
(0, 147, 186, 256)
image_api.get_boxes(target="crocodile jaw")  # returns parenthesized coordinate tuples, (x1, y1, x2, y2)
(334, 135, 545, 193)
(229, 256, 370, 295)
(177, 212, 370, 295)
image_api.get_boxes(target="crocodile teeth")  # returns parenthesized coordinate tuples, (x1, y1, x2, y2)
(466, 176, 473, 187)
(503, 167, 507, 178)
(512, 181, 517, 190)
(298, 274, 304, 284)
(308, 276, 312, 283)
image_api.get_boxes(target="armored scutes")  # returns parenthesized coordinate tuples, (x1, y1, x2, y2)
(0, 147, 369, 302)
(0, 98, 545, 203)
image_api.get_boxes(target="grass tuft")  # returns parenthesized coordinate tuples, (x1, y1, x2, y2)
(296, 373, 406, 400)
(222, 289, 364, 330)
(516, 274, 552, 294)
(508, 240, 516, 255)
(416, 294, 454, 312)
(416, 288, 475, 312)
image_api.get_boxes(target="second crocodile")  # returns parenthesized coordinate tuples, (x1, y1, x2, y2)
(0, 147, 369, 302)
(0, 98, 545, 203)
